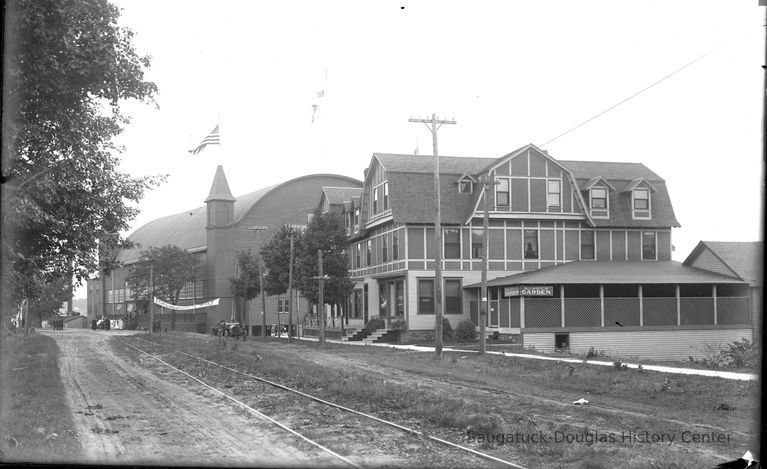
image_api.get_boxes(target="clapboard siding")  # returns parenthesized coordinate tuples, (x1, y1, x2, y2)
(523, 329, 753, 360)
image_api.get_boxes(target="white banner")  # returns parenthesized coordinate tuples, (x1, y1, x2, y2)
(153, 297, 220, 311)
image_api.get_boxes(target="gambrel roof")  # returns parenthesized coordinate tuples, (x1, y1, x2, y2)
(559, 160, 679, 228)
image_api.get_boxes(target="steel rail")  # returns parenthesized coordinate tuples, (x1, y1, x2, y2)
(122, 341, 362, 469)
(132, 338, 528, 469)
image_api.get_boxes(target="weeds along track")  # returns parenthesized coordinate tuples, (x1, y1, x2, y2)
(122, 338, 528, 469)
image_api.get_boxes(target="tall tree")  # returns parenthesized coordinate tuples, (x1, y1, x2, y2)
(261, 225, 304, 296)
(127, 245, 200, 307)
(229, 251, 262, 324)
(1, 0, 163, 308)
(28, 278, 70, 327)
(296, 210, 353, 308)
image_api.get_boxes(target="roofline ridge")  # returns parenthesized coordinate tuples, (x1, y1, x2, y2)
(234, 173, 362, 224)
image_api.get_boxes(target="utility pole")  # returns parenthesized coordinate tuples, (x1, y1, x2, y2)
(313, 250, 329, 346)
(246, 226, 268, 338)
(479, 175, 499, 354)
(287, 233, 295, 343)
(149, 262, 154, 335)
(408, 113, 456, 358)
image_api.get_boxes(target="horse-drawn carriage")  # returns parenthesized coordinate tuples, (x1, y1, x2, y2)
(212, 320, 247, 340)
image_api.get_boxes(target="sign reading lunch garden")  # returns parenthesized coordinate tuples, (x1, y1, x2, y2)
(504, 286, 554, 297)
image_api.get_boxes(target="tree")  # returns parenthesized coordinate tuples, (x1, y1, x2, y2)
(229, 251, 262, 324)
(296, 210, 353, 309)
(28, 278, 70, 327)
(1, 0, 163, 309)
(261, 225, 304, 296)
(126, 245, 200, 325)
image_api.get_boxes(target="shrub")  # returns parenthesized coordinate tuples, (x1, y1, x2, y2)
(442, 317, 454, 340)
(723, 338, 759, 368)
(363, 318, 386, 334)
(455, 319, 477, 342)
(585, 346, 604, 359)
(389, 317, 406, 331)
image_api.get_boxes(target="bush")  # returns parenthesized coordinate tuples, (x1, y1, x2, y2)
(363, 318, 386, 334)
(585, 346, 605, 359)
(455, 319, 477, 342)
(723, 338, 759, 368)
(442, 317, 454, 340)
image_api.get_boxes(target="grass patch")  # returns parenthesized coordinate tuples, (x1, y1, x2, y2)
(0, 332, 81, 463)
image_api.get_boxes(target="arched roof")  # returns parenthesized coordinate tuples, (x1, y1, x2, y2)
(117, 174, 360, 264)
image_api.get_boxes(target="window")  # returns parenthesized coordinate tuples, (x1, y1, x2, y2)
(632, 188, 651, 219)
(580, 230, 595, 260)
(459, 179, 473, 194)
(633, 189, 649, 210)
(383, 182, 389, 210)
(591, 188, 607, 209)
(445, 279, 462, 314)
(345, 212, 351, 234)
(355, 243, 361, 268)
(379, 282, 389, 316)
(382, 234, 389, 263)
(471, 229, 484, 259)
(547, 180, 561, 207)
(642, 231, 656, 260)
(524, 230, 538, 259)
(444, 228, 461, 259)
(496, 178, 510, 207)
(395, 281, 404, 315)
(354, 208, 360, 228)
(278, 298, 290, 312)
(366, 240, 372, 265)
(392, 231, 399, 260)
(373, 187, 379, 214)
(418, 279, 434, 314)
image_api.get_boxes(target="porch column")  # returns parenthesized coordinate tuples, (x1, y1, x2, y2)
(520, 295, 525, 328)
(638, 285, 643, 327)
(675, 285, 681, 326)
(599, 284, 605, 327)
(560, 285, 565, 328)
(712, 285, 718, 325)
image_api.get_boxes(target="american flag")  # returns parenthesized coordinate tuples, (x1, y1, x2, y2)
(188, 125, 220, 155)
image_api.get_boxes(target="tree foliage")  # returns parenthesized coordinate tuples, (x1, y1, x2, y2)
(261, 225, 303, 296)
(126, 245, 200, 306)
(229, 251, 263, 302)
(1, 0, 163, 306)
(28, 278, 70, 327)
(295, 210, 353, 307)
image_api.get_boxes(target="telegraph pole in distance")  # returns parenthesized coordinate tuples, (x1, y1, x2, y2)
(408, 113, 456, 359)
(313, 250, 329, 346)
(479, 175, 499, 354)
(287, 233, 295, 343)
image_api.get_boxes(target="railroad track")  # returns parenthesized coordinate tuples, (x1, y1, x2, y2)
(121, 338, 528, 469)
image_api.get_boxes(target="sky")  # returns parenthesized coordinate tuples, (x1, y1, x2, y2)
(76, 0, 765, 297)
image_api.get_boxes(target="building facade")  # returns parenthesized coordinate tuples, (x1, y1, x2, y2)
(343, 144, 754, 359)
(87, 166, 361, 333)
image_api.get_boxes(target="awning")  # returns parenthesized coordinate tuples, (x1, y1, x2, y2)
(464, 261, 748, 288)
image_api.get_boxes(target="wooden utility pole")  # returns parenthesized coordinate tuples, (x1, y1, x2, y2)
(149, 263, 154, 335)
(479, 176, 499, 354)
(287, 233, 295, 343)
(408, 113, 456, 358)
(313, 250, 329, 346)
(246, 226, 269, 338)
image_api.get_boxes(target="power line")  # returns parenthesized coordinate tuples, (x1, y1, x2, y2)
(539, 46, 720, 147)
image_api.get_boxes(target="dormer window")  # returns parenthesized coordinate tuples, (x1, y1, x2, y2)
(354, 208, 360, 230)
(632, 188, 651, 219)
(589, 187, 609, 218)
(496, 178, 510, 207)
(383, 182, 389, 210)
(459, 180, 473, 194)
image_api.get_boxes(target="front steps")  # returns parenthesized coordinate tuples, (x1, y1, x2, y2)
(342, 327, 398, 344)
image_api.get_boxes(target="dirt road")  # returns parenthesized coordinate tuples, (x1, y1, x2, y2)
(46, 329, 332, 467)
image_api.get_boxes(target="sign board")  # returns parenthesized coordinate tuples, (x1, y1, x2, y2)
(503, 286, 554, 297)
